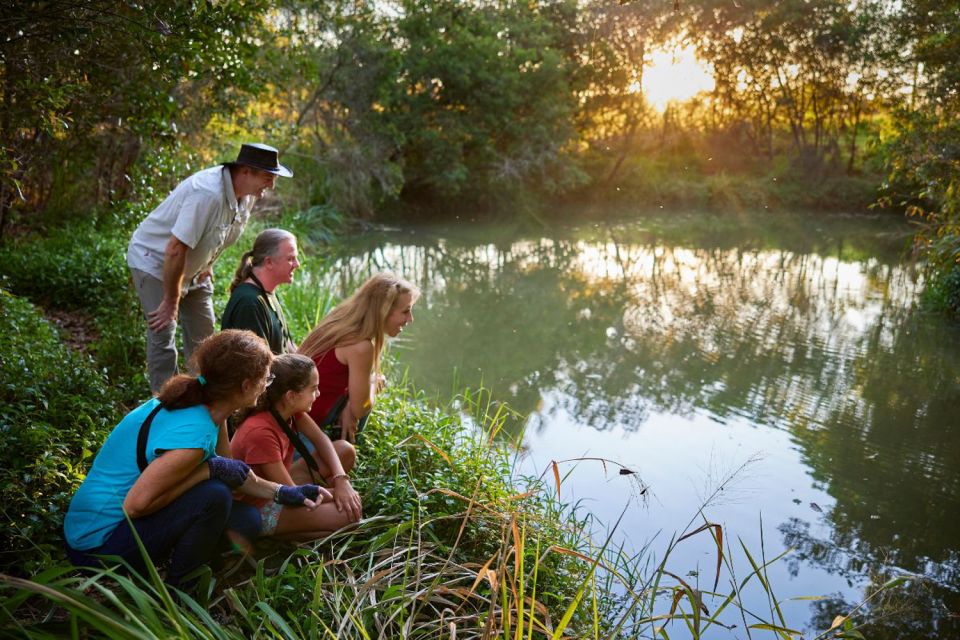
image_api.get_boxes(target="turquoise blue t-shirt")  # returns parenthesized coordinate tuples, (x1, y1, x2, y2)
(64, 399, 219, 551)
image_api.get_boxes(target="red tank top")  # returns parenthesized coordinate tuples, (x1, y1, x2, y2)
(309, 349, 349, 424)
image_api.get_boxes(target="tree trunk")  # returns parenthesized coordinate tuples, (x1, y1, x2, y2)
(846, 95, 863, 174)
(604, 116, 639, 187)
(0, 56, 14, 242)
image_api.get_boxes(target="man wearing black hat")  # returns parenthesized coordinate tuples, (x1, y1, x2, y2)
(126, 143, 293, 393)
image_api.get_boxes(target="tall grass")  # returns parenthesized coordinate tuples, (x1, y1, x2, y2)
(1, 382, 906, 638)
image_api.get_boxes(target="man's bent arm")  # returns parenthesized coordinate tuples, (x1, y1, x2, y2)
(147, 236, 189, 332)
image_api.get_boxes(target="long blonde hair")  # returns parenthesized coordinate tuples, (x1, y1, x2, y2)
(298, 272, 420, 377)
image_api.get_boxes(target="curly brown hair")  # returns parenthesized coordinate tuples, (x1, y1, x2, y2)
(158, 330, 273, 409)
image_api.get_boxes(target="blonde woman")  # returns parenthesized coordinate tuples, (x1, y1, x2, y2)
(299, 273, 420, 443)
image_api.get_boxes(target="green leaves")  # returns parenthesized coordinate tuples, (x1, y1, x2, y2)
(1, 0, 272, 233)
(0, 289, 121, 575)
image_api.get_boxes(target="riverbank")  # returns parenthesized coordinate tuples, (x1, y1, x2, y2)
(0, 284, 805, 639)
(0, 214, 915, 637)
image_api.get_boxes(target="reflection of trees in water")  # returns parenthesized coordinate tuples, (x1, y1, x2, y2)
(305, 228, 932, 440)
(800, 567, 960, 639)
(615, 246, 924, 431)
(778, 307, 960, 637)
(293, 221, 960, 627)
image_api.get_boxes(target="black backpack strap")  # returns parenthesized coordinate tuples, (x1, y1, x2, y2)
(319, 394, 350, 441)
(136, 403, 166, 473)
(269, 406, 320, 483)
(321, 394, 349, 428)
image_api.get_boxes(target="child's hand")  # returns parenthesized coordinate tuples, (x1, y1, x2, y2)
(332, 477, 363, 522)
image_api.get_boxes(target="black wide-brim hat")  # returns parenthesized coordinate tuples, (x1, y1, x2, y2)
(226, 142, 293, 178)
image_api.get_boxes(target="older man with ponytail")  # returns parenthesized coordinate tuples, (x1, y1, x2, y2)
(64, 330, 329, 589)
(222, 228, 300, 354)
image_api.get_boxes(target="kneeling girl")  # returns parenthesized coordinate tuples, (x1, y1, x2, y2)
(232, 354, 362, 541)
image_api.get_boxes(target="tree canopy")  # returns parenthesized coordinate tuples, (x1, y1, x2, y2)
(2, 0, 958, 268)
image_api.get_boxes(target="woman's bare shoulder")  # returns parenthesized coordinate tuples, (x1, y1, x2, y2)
(336, 340, 374, 361)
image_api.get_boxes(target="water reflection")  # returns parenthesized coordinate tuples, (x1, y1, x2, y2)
(289, 213, 960, 636)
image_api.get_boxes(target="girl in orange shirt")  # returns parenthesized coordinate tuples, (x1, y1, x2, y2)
(233, 354, 362, 540)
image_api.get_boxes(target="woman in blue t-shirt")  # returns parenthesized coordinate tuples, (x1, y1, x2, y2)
(64, 329, 332, 588)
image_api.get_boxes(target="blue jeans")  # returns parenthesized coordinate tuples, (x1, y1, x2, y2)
(66, 480, 259, 587)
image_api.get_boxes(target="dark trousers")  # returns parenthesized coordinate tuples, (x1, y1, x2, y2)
(66, 480, 260, 587)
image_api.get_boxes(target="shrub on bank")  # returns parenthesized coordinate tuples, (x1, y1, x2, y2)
(0, 290, 122, 575)
(0, 223, 150, 401)
(924, 263, 960, 318)
(589, 153, 881, 214)
(0, 224, 128, 308)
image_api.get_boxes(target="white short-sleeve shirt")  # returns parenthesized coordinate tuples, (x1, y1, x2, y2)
(126, 166, 253, 289)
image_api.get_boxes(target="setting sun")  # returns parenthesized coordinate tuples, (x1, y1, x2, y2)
(637, 44, 715, 112)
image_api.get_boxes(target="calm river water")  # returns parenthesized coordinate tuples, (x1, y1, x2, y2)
(292, 211, 959, 637)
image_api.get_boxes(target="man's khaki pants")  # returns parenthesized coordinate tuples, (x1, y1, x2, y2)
(130, 268, 215, 394)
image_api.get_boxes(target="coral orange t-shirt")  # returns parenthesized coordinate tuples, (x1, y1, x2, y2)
(231, 410, 300, 508)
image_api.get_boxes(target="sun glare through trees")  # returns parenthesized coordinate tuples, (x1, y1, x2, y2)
(636, 44, 715, 112)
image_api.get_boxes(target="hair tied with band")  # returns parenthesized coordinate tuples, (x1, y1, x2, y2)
(197, 375, 207, 386)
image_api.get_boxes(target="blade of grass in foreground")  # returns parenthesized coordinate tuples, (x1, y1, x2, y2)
(0, 573, 153, 640)
(550, 505, 628, 640)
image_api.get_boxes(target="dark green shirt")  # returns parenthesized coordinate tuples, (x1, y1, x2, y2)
(221, 283, 291, 355)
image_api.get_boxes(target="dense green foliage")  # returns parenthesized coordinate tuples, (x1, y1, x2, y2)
(681, 0, 896, 168)
(0, 1, 272, 233)
(0, 224, 147, 398)
(5, 0, 938, 227)
(879, 0, 960, 316)
(0, 290, 122, 573)
(0, 224, 128, 307)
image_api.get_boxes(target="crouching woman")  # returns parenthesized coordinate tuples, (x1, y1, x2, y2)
(63, 330, 330, 588)
(299, 272, 420, 444)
